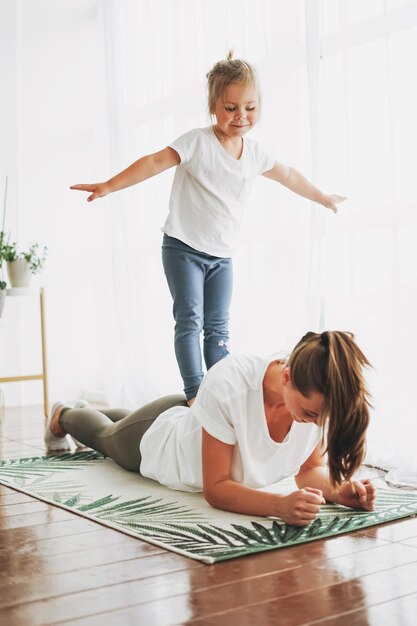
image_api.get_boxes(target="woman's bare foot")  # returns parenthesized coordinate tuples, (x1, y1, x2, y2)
(187, 397, 195, 407)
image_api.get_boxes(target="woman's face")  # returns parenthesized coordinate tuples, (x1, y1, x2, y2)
(282, 369, 324, 424)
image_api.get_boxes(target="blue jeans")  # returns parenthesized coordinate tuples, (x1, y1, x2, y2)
(162, 234, 232, 399)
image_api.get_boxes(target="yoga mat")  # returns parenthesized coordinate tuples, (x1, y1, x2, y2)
(1, 451, 417, 564)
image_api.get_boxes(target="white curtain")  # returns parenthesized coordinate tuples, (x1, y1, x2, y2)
(93, 0, 322, 407)
(317, 0, 417, 478)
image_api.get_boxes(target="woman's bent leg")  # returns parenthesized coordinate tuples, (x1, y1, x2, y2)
(97, 409, 131, 422)
(60, 394, 187, 471)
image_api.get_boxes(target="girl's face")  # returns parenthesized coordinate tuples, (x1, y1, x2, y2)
(214, 82, 259, 139)
(281, 369, 324, 424)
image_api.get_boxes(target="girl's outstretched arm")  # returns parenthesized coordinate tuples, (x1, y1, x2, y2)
(70, 147, 180, 202)
(262, 161, 346, 213)
(202, 429, 324, 525)
(295, 443, 376, 511)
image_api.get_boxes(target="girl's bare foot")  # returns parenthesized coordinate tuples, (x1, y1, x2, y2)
(187, 397, 195, 407)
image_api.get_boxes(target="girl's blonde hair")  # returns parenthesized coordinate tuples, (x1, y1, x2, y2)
(206, 50, 260, 115)
(287, 331, 372, 486)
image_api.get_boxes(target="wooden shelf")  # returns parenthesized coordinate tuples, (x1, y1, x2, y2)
(0, 287, 49, 417)
(6, 286, 41, 296)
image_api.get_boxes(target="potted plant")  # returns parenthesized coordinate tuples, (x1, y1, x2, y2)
(2, 239, 48, 288)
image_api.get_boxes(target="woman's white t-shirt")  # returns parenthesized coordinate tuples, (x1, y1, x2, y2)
(162, 127, 275, 257)
(139, 354, 322, 492)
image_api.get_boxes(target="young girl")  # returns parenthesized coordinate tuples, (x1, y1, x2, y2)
(46, 331, 375, 526)
(71, 52, 346, 404)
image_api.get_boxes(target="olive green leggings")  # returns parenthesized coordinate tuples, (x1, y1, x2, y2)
(60, 394, 187, 471)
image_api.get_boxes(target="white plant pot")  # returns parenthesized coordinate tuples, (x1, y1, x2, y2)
(7, 259, 32, 287)
(0, 289, 5, 317)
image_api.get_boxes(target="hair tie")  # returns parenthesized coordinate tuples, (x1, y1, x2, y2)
(320, 331, 329, 350)
(319, 332, 330, 390)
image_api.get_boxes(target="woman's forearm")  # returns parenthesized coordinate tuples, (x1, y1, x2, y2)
(295, 466, 339, 502)
(205, 478, 325, 526)
(205, 479, 283, 517)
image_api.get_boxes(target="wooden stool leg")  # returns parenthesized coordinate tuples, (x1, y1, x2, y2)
(40, 288, 49, 417)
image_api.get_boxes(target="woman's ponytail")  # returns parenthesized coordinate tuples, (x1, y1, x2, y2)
(289, 330, 372, 485)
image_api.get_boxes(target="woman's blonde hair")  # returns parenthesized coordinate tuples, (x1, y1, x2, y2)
(287, 331, 372, 486)
(206, 50, 260, 115)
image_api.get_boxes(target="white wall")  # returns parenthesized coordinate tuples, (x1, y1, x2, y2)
(1, 0, 112, 405)
(0, 1, 18, 186)
(0, 0, 20, 404)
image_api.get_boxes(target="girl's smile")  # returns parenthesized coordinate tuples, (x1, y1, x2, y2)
(214, 82, 259, 140)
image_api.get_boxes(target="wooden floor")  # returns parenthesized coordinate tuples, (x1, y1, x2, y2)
(1, 407, 417, 626)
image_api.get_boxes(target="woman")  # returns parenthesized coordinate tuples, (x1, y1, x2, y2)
(45, 331, 375, 526)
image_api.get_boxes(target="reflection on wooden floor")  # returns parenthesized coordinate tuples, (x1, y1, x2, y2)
(1, 405, 417, 625)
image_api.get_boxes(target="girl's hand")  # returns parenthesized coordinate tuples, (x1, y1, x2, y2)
(321, 194, 347, 214)
(278, 487, 325, 526)
(70, 182, 111, 202)
(337, 479, 376, 511)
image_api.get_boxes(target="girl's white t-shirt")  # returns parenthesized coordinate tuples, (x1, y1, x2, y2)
(162, 127, 275, 257)
(139, 354, 322, 493)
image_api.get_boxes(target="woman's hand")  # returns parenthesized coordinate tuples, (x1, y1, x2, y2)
(278, 487, 325, 526)
(321, 194, 347, 214)
(70, 182, 111, 202)
(337, 479, 376, 511)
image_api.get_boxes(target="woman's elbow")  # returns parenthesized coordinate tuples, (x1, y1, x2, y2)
(203, 484, 226, 510)
(203, 487, 218, 508)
